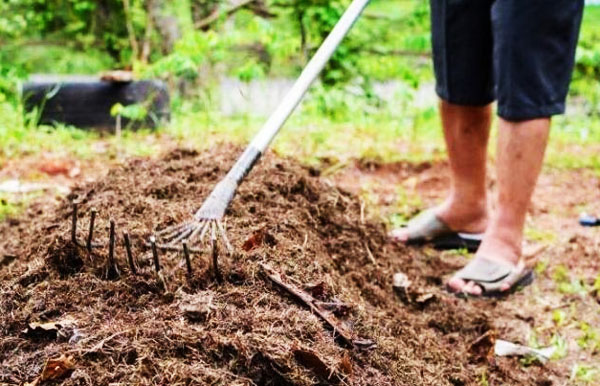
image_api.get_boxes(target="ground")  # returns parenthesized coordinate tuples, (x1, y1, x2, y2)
(1, 143, 599, 385)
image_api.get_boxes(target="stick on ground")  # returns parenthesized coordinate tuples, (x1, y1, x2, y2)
(260, 262, 375, 349)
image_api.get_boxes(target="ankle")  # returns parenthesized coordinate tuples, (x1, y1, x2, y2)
(436, 196, 489, 233)
(479, 223, 523, 263)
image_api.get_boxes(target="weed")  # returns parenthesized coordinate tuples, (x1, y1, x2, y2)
(570, 363, 600, 384)
(577, 322, 600, 351)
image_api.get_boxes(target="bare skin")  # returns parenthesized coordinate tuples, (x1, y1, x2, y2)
(392, 101, 550, 296)
(447, 116, 550, 295)
(391, 101, 491, 241)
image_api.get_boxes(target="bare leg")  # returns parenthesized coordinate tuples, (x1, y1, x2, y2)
(392, 101, 490, 241)
(448, 117, 550, 295)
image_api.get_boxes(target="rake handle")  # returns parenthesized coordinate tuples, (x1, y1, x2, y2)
(228, 0, 370, 181)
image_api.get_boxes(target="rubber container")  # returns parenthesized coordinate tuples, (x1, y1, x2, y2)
(22, 76, 170, 130)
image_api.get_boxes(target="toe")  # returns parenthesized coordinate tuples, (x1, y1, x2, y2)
(465, 281, 482, 296)
(389, 228, 409, 243)
(447, 276, 467, 292)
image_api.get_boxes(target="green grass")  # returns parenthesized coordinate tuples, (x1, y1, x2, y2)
(0, 197, 20, 221)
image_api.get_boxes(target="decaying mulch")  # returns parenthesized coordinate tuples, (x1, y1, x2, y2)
(0, 145, 552, 385)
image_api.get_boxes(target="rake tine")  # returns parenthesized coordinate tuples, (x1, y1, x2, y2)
(211, 222, 222, 283)
(196, 220, 211, 245)
(107, 219, 120, 278)
(108, 220, 115, 266)
(186, 220, 206, 244)
(166, 226, 194, 246)
(182, 241, 192, 275)
(155, 221, 190, 238)
(71, 201, 78, 244)
(87, 208, 97, 253)
(216, 220, 233, 254)
(150, 236, 161, 273)
(123, 231, 136, 275)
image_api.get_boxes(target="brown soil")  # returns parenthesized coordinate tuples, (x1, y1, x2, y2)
(0, 145, 564, 385)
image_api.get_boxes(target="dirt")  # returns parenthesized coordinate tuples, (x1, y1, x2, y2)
(0, 145, 587, 385)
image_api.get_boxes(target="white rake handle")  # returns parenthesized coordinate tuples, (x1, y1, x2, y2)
(249, 0, 371, 152)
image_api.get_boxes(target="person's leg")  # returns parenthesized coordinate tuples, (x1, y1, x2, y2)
(392, 101, 490, 242)
(447, 0, 584, 295)
(448, 117, 550, 294)
(391, 0, 495, 243)
(435, 101, 491, 233)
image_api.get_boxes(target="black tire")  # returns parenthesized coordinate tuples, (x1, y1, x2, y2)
(22, 78, 170, 130)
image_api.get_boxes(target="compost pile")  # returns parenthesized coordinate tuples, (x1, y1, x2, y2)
(1, 145, 549, 385)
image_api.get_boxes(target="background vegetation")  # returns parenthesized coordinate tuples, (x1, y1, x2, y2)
(1, 0, 597, 169)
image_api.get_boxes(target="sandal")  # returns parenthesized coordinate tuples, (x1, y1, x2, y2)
(389, 209, 483, 251)
(446, 256, 534, 298)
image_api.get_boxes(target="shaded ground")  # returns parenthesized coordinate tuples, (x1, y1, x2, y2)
(0, 145, 598, 385)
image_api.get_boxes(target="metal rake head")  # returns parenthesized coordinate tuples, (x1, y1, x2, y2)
(152, 178, 237, 254)
(152, 218, 233, 254)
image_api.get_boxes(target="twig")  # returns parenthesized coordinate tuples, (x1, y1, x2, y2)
(364, 242, 375, 264)
(260, 263, 375, 349)
(121, 0, 140, 60)
(194, 0, 257, 29)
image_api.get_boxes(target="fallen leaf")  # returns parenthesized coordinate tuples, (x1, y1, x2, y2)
(22, 317, 76, 340)
(305, 281, 329, 300)
(314, 300, 352, 318)
(40, 354, 75, 380)
(339, 352, 353, 376)
(241, 228, 264, 251)
(293, 349, 342, 384)
(415, 293, 436, 305)
(469, 330, 496, 364)
(37, 159, 80, 177)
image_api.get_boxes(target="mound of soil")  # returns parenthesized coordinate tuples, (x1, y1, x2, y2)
(1, 145, 549, 385)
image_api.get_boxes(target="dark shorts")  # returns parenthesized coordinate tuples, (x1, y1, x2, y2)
(430, 0, 584, 120)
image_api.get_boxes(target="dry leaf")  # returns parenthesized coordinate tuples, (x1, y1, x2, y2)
(40, 354, 75, 380)
(339, 352, 353, 376)
(469, 330, 496, 364)
(23, 317, 76, 340)
(293, 349, 342, 384)
(38, 159, 77, 176)
(241, 229, 264, 251)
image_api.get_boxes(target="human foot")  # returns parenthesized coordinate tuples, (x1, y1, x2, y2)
(446, 230, 530, 296)
(389, 198, 488, 244)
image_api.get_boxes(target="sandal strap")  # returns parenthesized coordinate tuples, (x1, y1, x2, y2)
(454, 257, 529, 293)
(404, 209, 451, 241)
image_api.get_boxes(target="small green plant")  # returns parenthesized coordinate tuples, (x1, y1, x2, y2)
(577, 322, 600, 351)
(524, 226, 556, 243)
(552, 309, 566, 327)
(0, 198, 20, 221)
(549, 334, 568, 360)
(570, 363, 600, 384)
(534, 259, 549, 275)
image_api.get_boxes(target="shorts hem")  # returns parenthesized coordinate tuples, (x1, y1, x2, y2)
(497, 102, 566, 121)
(435, 87, 495, 107)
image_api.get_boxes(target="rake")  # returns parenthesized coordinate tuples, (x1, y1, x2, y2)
(153, 0, 370, 252)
